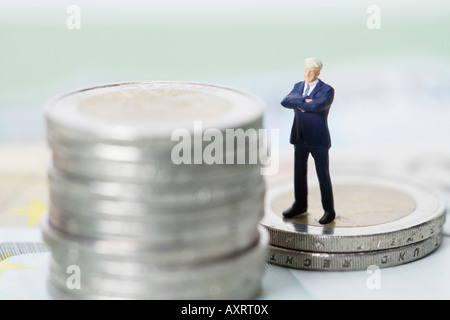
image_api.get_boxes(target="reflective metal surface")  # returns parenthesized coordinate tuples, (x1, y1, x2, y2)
(268, 233, 442, 271)
(43, 81, 268, 299)
(44, 81, 265, 142)
(261, 173, 446, 253)
(46, 226, 269, 300)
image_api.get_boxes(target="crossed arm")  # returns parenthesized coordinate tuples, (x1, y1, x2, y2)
(281, 84, 334, 113)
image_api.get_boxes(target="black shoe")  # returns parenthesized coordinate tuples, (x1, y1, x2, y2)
(319, 211, 336, 225)
(282, 204, 307, 219)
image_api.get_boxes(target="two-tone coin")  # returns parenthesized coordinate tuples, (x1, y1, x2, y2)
(260, 173, 446, 270)
(268, 233, 442, 271)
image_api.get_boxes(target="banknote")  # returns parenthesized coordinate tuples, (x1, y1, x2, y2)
(0, 231, 51, 300)
(0, 143, 51, 299)
(0, 143, 49, 228)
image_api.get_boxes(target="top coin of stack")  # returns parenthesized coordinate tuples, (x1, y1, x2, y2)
(43, 81, 269, 299)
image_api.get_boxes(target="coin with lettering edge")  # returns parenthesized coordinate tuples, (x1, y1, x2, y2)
(267, 232, 442, 271)
(260, 172, 446, 253)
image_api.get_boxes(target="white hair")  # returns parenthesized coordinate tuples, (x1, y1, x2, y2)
(304, 57, 323, 70)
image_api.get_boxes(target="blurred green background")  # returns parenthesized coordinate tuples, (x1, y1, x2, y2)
(2, 1, 449, 89)
(1, 0, 449, 154)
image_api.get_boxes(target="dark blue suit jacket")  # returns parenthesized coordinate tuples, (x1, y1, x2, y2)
(281, 79, 334, 148)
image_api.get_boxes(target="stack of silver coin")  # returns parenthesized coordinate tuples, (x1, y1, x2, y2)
(43, 81, 269, 299)
(261, 173, 446, 271)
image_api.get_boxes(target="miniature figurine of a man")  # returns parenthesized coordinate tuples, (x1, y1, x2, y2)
(281, 57, 336, 224)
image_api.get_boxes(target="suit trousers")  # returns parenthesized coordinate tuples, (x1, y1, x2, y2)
(294, 139, 334, 213)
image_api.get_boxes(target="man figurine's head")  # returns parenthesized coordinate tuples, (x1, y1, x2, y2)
(303, 57, 323, 83)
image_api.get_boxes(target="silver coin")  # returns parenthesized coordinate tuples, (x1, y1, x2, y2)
(48, 229, 260, 269)
(45, 81, 265, 143)
(48, 233, 265, 282)
(43, 207, 262, 265)
(47, 263, 263, 300)
(46, 227, 269, 300)
(44, 81, 269, 300)
(49, 177, 265, 212)
(47, 119, 263, 161)
(49, 182, 265, 221)
(48, 201, 263, 245)
(51, 151, 262, 184)
(268, 232, 442, 271)
(260, 173, 446, 253)
(48, 165, 264, 206)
